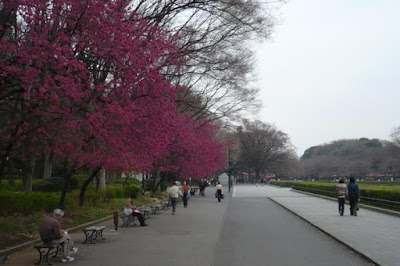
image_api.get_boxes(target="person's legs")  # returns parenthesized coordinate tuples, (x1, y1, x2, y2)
(49, 234, 75, 259)
(171, 198, 177, 214)
(183, 194, 187, 207)
(338, 198, 345, 215)
(349, 197, 357, 215)
(133, 212, 146, 226)
(217, 189, 221, 202)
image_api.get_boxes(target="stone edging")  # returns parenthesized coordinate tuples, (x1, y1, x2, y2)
(291, 188, 400, 218)
(0, 198, 169, 256)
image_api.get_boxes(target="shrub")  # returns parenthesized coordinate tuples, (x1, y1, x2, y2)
(270, 180, 295, 187)
(0, 190, 59, 214)
(36, 176, 79, 192)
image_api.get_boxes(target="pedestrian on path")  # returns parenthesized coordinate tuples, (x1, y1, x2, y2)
(38, 209, 78, 263)
(335, 178, 348, 216)
(347, 177, 360, 216)
(182, 181, 190, 208)
(216, 182, 223, 202)
(168, 182, 182, 214)
(126, 195, 148, 226)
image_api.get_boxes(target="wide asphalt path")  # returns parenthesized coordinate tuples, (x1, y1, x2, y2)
(7, 185, 373, 265)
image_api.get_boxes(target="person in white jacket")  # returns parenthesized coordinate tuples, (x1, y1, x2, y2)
(168, 182, 183, 215)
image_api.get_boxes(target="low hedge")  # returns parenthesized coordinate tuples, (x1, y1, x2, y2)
(0, 190, 59, 214)
(269, 180, 295, 187)
(289, 182, 400, 211)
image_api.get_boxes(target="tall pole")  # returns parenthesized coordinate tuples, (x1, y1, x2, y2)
(142, 172, 145, 195)
(228, 148, 231, 193)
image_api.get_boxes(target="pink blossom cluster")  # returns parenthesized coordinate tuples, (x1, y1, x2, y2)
(0, 0, 228, 179)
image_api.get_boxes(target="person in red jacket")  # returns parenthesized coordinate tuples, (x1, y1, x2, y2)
(182, 181, 190, 208)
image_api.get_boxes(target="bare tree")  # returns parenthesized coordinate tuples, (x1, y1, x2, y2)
(237, 119, 294, 180)
(128, 0, 282, 121)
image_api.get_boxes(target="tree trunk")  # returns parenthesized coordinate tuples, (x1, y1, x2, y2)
(155, 175, 166, 192)
(151, 169, 160, 195)
(43, 150, 53, 179)
(23, 156, 35, 192)
(59, 170, 72, 210)
(58, 165, 77, 210)
(98, 168, 106, 191)
(107, 171, 117, 184)
(79, 167, 101, 206)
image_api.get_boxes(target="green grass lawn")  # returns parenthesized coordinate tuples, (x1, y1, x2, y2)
(0, 186, 167, 250)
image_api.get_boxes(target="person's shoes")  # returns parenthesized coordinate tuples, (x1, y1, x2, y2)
(172, 212, 175, 215)
(354, 212, 357, 216)
(70, 247, 78, 253)
(141, 224, 148, 227)
(61, 256, 75, 263)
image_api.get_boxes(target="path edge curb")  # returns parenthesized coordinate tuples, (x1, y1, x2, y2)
(268, 197, 380, 266)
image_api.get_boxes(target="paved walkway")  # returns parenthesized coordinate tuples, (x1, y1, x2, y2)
(5, 185, 400, 265)
(235, 184, 400, 266)
(6, 190, 230, 265)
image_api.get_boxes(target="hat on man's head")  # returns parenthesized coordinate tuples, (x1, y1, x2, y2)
(53, 209, 65, 217)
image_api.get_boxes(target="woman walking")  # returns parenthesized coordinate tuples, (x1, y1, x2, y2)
(335, 179, 348, 216)
(216, 182, 223, 202)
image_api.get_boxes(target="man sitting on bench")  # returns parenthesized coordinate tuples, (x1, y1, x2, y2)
(39, 209, 78, 263)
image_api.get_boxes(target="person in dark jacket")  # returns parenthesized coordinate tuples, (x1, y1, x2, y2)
(39, 209, 78, 262)
(347, 177, 360, 216)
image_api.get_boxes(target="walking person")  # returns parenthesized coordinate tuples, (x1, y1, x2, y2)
(216, 182, 223, 202)
(335, 178, 348, 216)
(126, 195, 148, 226)
(39, 209, 78, 263)
(182, 181, 190, 208)
(168, 182, 182, 215)
(347, 177, 360, 216)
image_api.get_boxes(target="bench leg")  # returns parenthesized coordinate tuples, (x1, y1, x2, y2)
(98, 229, 106, 240)
(83, 230, 97, 244)
(35, 248, 54, 265)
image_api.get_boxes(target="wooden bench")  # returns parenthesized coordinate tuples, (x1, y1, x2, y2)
(34, 241, 65, 265)
(82, 226, 106, 244)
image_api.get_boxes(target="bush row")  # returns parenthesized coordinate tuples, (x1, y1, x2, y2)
(272, 180, 400, 203)
(0, 190, 59, 213)
(289, 182, 400, 207)
(0, 183, 141, 213)
(269, 180, 295, 187)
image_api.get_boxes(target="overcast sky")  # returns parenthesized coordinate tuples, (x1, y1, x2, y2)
(255, 0, 400, 157)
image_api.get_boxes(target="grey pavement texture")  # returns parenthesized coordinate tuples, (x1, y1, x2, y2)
(235, 185, 400, 266)
(6, 185, 392, 265)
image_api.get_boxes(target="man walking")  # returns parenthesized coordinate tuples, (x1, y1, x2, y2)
(347, 177, 360, 216)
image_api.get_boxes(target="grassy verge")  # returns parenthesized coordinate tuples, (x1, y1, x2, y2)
(0, 189, 167, 250)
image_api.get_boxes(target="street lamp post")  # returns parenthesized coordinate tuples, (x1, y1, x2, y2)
(228, 148, 231, 193)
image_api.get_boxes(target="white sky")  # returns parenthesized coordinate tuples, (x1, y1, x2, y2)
(255, 0, 400, 157)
